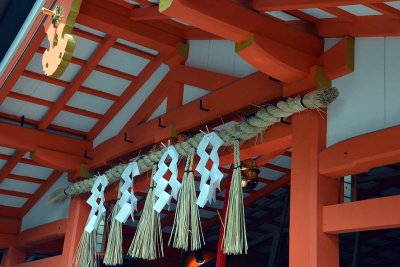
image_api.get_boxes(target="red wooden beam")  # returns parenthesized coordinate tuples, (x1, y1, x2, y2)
(320, 7, 358, 22)
(87, 72, 282, 170)
(0, 122, 90, 157)
(166, 82, 184, 111)
(38, 35, 117, 130)
(253, 0, 388, 11)
(16, 219, 67, 247)
(122, 72, 174, 131)
(20, 171, 64, 216)
(131, 6, 167, 20)
(0, 14, 47, 105)
(0, 151, 25, 184)
(172, 65, 239, 91)
(87, 55, 166, 140)
(320, 125, 400, 177)
(365, 3, 400, 19)
(0, 189, 32, 199)
(317, 16, 400, 37)
(78, 0, 183, 53)
(159, 0, 322, 83)
(0, 217, 21, 235)
(323, 195, 400, 234)
(8, 92, 103, 120)
(8, 174, 45, 185)
(22, 70, 119, 102)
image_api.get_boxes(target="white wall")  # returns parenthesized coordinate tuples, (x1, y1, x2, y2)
(327, 37, 400, 146)
(21, 173, 70, 231)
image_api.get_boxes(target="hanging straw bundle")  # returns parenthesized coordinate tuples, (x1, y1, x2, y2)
(128, 165, 164, 260)
(74, 228, 98, 267)
(103, 203, 123, 265)
(223, 140, 248, 255)
(169, 148, 204, 251)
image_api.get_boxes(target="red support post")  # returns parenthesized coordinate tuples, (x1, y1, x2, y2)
(2, 247, 26, 267)
(60, 197, 90, 266)
(289, 110, 339, 267)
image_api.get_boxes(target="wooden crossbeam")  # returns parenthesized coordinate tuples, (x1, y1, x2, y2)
(86, 72, 283, 170)
(78, 0, 183, 53)
(159, 0, 322, 83)
(320, 125, 400, 177)
(323, 195, 400, 234)
(87, 54, 166, 140)
(0, 151, 25, 184)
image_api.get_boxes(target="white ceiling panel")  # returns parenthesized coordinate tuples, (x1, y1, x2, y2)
(0, 98, 49, 121)
(70, 35, 99, 61)
(94, 64, 170, 147)
(0, 179, 40, 194)
(12, 76, 64, 102)
(83, 70, 130, 96)
(52, 111, 98, 132)
(74, 23, 107, 37)
(187, 40, 256, 78)
(338, 4, 382, 16)
(116, 38, 159, 55)
(259, 167, 286, 181)
(183, 84, 210, 105)
(11, 163, 53, 180)
(300, 8, 337, 18)
(385, 1, 400, 10)
(67, 92, 113, 115)
(269, 155, 291, 169)
(99, 48, 150, 76)
(0, 194, 27, 208)
(26, 53, 82, 82)
(266, 11, 300, 21)
(0, 146, 16, 156)
(0, 159, 7, 169)
(147, 98, 167, 121)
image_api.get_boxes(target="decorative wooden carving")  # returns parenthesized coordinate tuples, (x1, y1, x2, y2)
(41, 0, 82, 77)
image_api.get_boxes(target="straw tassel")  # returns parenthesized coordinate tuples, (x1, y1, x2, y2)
(74, 230, 97, 267)
(103, 203, 123, 265)
(169, 148, 204, 251)
(223, 140, 248, 255)
(128, 165, 164, 260)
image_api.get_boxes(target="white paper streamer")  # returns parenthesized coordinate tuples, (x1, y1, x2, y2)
(152, 146, 181, 213)
(85, 175, 109, 233)
(196, 132, 224, 208)
(115, 162, 139, 223)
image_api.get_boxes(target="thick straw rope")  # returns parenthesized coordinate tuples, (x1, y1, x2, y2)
(128, 165, 164, 260)
(169, 148, 204, 251)
(49, 87, 339, 203)
(223, 140, 248, 255)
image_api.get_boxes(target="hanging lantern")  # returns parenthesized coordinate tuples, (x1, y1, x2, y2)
(240, 159, 260, 190)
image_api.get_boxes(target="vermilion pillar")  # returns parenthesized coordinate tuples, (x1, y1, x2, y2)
(289, 110, 339, 267)
(2, 247, 26, 267)
(60, 197, 90, 266)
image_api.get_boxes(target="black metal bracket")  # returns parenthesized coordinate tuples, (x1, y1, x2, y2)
(20, 115, 25, 127)
(280, 118, 291, 125)
(124, 133, 133, 143)
(84, 150, 93, 160)
(199, 99, 210, 112)
(158, 117, 166, 128)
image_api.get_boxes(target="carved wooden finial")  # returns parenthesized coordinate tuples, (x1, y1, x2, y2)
(41, 0, 82, 78)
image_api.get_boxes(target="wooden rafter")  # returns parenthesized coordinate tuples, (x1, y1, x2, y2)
(87, 54, 166, 140)
(0, 151, 25, 184)
(37, 35, 117, 130)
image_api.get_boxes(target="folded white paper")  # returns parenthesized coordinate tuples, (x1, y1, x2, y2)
(115, 162, 139, 223)
(196, 132, 224, 208)
(152, 146, 181, 212)
(85, 175, 109, 233)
